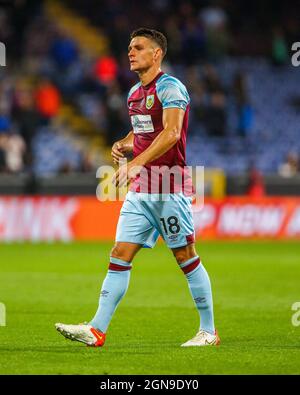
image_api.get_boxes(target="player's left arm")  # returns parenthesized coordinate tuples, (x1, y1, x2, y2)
(132, 107, 185, 166)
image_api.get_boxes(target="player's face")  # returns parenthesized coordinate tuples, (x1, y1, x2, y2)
(128, 36, 161, 72)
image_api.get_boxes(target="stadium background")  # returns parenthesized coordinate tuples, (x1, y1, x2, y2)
(0, 0, 299, 375)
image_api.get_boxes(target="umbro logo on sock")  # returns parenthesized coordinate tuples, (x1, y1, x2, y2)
(100, 290, 109, 297)
(194, 297, 206, 303)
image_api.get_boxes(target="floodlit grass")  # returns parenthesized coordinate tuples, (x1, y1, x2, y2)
(0, 241, 299, 374)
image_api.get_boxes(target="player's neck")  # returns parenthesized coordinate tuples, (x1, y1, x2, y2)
(138, 66, 162, 86)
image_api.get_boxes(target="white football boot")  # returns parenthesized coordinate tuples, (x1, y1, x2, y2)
(55, 323, 106, 347)
(181, 329, 220, 347)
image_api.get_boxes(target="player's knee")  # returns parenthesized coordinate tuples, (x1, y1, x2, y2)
(110, 243, 137, 263)
(172, 244, 197, 264)
(172, 250, 185, 264)
(110, 244, 125, 260)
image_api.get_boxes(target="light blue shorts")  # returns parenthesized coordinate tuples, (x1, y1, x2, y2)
(116, 191, 195, 249)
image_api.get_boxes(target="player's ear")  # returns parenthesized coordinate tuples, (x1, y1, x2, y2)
(154, 47, 162, 62)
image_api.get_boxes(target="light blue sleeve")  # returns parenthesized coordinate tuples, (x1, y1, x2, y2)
(156, 75, 190, 110)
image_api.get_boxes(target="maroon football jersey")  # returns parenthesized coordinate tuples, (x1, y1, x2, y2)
(127, 71, 193, 195)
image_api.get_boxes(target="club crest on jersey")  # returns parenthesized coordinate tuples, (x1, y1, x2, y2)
(146, 95, 154, 109)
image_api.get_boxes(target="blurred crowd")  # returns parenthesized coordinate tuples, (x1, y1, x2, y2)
(0, 75, 61, 172)
(279, 152, 300, 178)
(0, 0, 299, 176)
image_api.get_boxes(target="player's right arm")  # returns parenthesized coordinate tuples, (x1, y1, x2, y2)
(111, 131, 134, 164)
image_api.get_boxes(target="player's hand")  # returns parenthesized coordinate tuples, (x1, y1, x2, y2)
(112, 161, 143, 187)
(111, 141, 125, 165)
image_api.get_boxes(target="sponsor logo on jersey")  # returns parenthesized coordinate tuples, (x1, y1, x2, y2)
(131, 115, 154, 134)
(146, 94, 154, 109)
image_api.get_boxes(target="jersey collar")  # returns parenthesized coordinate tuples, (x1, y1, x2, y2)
(142, 71, 164, 90)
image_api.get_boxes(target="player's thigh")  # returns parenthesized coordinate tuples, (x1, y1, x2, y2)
(110, 241, 142, 262)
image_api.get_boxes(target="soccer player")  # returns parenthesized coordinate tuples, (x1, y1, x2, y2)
(55, 28, 220, 347)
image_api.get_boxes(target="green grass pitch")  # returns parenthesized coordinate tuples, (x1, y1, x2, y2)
(0, 241, 299, 375)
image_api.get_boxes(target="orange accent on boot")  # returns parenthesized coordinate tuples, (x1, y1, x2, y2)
(215, 329, 221, 346)
(90, 328, 106, 347)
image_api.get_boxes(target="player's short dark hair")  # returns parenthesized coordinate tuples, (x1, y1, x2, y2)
(130, 28, 167, 58)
